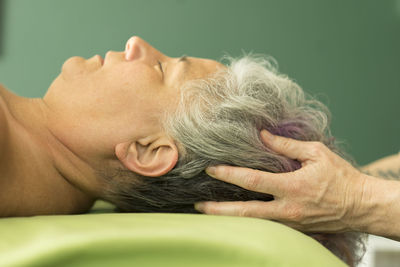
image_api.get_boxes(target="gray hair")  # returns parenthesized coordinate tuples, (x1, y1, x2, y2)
(101, 54, 365, 266)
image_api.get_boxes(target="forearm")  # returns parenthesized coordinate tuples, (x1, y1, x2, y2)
(354, 174, 400, 241)
(361, 153, 400, 180)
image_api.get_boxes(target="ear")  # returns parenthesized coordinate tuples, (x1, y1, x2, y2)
(115, 134, 178, 177)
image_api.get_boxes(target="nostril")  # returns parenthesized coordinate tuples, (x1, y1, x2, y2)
(125, 37, 134, 52)
(125, 36, 141, 61)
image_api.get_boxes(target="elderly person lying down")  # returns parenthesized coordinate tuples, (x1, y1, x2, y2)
(0, 36, 364, 265)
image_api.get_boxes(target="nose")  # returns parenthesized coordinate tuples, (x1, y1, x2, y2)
(125, 36, 141, 61)
(125, 36, 163, 62)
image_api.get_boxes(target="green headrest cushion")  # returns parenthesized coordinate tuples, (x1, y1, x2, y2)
(0, 202, 346, 267)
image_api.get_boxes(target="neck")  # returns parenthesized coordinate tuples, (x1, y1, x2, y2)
(0, 85, 98, 216)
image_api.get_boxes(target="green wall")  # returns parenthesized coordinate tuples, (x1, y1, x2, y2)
(0, 0, 398, 165)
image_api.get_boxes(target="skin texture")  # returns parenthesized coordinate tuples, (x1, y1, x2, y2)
(361, 154, 400, 180)
(0, 36, 223, 217)
(195, 130, 400, 241)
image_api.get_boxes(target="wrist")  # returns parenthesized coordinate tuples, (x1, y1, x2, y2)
(354, 174, 400, 240)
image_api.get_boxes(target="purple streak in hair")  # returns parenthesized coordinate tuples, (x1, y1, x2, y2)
(266, 120, 309, 172)
(270, 120, 308, 140)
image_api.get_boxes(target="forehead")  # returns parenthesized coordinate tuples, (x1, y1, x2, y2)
(188, 57, 225, 79)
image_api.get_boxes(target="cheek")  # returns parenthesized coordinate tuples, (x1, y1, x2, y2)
(97, 66, 161, 100)
(82, 68, 159, 112)
(103, 64, 160, 88)
(47, 62, 165, 123)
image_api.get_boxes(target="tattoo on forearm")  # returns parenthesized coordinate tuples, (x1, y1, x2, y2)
(364, 168, 400, 180)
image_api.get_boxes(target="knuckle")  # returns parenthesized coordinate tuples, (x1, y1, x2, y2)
(220, 166, 237, 180)
(244, 174, 261, 190)
(238, 208, 247, 217)
(279, 138, 292, 152)
(308, 142, 326, 157)
(286, 180, 301, 194)
(203, 204, 218, 215)
(238, 205, 251, 217)
(286, 206, 305, 222)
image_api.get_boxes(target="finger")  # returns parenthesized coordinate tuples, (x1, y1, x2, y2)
(195, 200, 281, 220)
(260, 130, 319, 162)
(206, 165, 286, 196)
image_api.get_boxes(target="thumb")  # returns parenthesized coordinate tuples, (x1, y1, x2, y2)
(260, 130, 311, 162)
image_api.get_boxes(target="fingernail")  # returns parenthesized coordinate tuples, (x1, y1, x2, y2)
(206, 166, 217, 177)
(194, 202, 205, 212)
(261, 129, 274, 142)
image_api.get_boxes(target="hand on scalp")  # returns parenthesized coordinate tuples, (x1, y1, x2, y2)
(195, 130, 368, 233)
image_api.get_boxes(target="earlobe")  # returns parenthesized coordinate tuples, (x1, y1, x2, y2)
(115, 135, 178, 177)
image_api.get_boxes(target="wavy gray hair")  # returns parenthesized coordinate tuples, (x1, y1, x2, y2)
(101, 54, 365, 266)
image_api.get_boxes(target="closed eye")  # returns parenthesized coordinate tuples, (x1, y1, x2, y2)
(157, 60, 163, 72)
(157, 60, 164, 80)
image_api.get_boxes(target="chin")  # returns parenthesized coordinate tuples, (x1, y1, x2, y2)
(62, 56, 85, 71)
(61, 56, 88, 78)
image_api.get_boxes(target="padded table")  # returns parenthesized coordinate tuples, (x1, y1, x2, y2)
(0, 201, 346, 267)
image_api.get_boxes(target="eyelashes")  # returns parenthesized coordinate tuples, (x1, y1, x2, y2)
(157, 60, 164, 80)
(157, 60, 163, 73)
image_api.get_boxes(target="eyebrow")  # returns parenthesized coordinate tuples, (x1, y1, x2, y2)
(178, 55, 188, 62)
